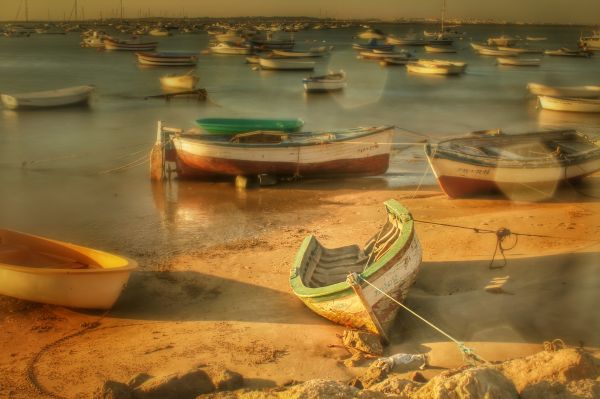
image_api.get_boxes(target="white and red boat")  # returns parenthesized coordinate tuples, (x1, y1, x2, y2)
(425, 130, 600, 198)
(153, 121, 394, 179)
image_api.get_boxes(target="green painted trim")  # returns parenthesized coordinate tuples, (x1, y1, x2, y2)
(195, 118, 304, 134)
(289, 199, 413, 302)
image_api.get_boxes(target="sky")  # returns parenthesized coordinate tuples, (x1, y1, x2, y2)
(1, 0, 599, 24)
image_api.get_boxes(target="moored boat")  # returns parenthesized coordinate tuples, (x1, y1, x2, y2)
(1, 85, 95, 110)
(386, 34, 426, 46)
(303, 70, 346, 92)
(544, 48, 592, 57)
(477, 47, 519, 56)
(136, 51, 198, 66)
(425, 129, 600, 198)
(497, 45, 543, 54)
(290, 199, 422, 338)
(352, 40, 394, 52)
(425, 45, 456, 53)
(527, 83, 600, 98)
(104, 37, 158, 51)
(497, 57, 541, 66)
(538, 96, 600, 113)
(407, 60, 466, 75)
(259, 57, 315, 70)
(152, 122, 394, 179)
(487, 35, 518, 47)
(195, 117, 304, 134)
(0, 229, 137, 309)
(210, 42, 252, 55)
(159, 71, 199, 90)
(271, 49, 326, 58)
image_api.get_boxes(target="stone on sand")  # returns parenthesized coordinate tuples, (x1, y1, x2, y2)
(495, 348, 599, 392)
(368, 375, 423, 398)
(93, 380, 132, 399)
(128, 373, 152, 389)
(203, 365, 244, 391)
(132, 369, 215, 399)
(282, 379, 386, 399)
(341, 330, 384, 356)
(520, 378, 600, 399)
(413, 367, 518, 399)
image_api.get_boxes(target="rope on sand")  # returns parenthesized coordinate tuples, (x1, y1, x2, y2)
(26, 313, 152, 399)
(412, 219, 600, 269)
(357, 275, 488, 366)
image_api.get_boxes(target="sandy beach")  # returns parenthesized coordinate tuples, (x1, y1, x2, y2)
(1, 175, 598, 398)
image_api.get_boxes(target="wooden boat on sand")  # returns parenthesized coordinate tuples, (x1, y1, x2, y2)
(425, 129, 600, 198)
(538, 96, 600, 113)
(0, 229, 137, 309)
(1, 85, 95, 110)
(151, 121, 394, 180)
(290, 199, 422, 339)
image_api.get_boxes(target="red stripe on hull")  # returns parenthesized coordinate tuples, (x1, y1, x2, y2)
(175, 152, 390, 178)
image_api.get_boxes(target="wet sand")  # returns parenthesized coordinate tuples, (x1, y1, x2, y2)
(1, 175, 599, 398)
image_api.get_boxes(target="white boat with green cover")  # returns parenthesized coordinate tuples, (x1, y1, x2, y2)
(290, 200, 422, 339)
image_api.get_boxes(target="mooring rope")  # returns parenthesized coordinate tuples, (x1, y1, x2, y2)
(97, 154, 149, 175)
(357, 275, 488, 366)
(412, 218, 600, 268)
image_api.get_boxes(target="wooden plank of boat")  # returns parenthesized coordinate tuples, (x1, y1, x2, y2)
(160, 124, 394, 178)
(195, 118, 304, 134)
(0, 229, 137, 309)
(289, 199, 422, 336)
(259, 57, 315, 70)
(1, 85, 95, 110)
(497, 57, 541, 66)
(538, 96, 600, 113)
(527, 83, 600, 98)
(425, 129, 600, 198)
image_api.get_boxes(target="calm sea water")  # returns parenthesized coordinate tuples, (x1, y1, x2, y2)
(1, 24, 599, 258)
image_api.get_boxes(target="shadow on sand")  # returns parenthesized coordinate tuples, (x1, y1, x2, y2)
(390, 251, 600, 347)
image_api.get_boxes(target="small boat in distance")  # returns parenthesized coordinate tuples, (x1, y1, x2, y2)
(407, 60, 466, 75)
(425, 45, 456, 53)
(487, 35, 518, 47)
(526, 36, 547, 41)
(290, 199, 422, 338)
(425, 129, 600, 198)
(477, 47, 519, 56)
(527, 83, 600, 98)
(544, 48, 592, 57)
(1, 85, 95, 110)
(538, 96, 600, 113)
(160, 71, 199, 90)
(386, 33, 427, 46)
(0, 229, 137, 309)
(497, 57, 541, 66)
(303, 70, 346, 92)
(136, 51, 198, 66)
(195, 117, 304, 134)
(104, 37, 158, 51)
(259, 57, 315, 71)
(210, 42, 252, 55)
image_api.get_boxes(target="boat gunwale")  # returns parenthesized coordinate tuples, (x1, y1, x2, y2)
(289, 199, 414, 300)
(0, 230, 138, 275)
(174, 126, 395, 149)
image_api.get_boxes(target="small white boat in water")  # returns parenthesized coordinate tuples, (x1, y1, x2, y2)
(303, 70, 346, 92)
(526, 36, 547, 41)
(497, 45, 543, 54)
(160, 71, 199, 90)
(527, 83, 600, 98)
(136, 51, 198, 66)
(359, 50, 410, 60)
(210, 42, 251, 55)
(538, 96, 600, 113)
(487, 35, 518, 47)
(544, 48, 591, 57)
(259, 57, 315, 70)
(497, 57, 541, 66)
(0, 229, 137, 309)
(149, 28, 171, 37)
(477, 47, 518, 56)
(104, 37, 158, 51)
(425, 45, 456, 53)
(407, 60, 466, 75)
(1, 85, 95, 110)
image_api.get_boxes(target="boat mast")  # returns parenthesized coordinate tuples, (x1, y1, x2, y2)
(25, 0, 29, 22)
(441, 0, 446, 33)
